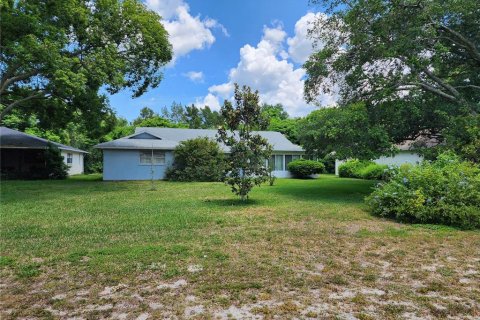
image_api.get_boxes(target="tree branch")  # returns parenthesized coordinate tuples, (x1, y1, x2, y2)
(0, 91, 44, 121)
(418, 82, 458, 103)
(421, 67, 461, 99)
(439, 25, 480, 64)
(0, 70, 40, 95)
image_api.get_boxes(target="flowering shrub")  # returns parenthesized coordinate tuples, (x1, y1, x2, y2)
(338, 159, 388, 180)
(366, 153, 480, 229)
(287, 159, 325, 178)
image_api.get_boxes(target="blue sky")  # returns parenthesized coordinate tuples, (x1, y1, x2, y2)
(108, 0, 335, 121)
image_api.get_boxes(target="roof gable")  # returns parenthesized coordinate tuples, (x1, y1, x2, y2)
(128, 132, 162, 140)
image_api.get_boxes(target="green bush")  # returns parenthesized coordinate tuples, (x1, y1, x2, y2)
(166, 137, 225, 181)
(338, 159, 387, 180)
(366, 153, 480, 229)
(33, 144, 68, 179)
(287, 159, 325, 178)
(321, 154, 336, 174)
(84, 148, 103, 173)
(359, 163, 388, 180)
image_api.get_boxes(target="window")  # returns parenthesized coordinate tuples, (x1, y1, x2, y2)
(139, 150, 165, 165)
(285, 155, 301, 168)
(67, 153, 73, 165)
(274, 155, 284, 171)
(285, 155, 292, 167)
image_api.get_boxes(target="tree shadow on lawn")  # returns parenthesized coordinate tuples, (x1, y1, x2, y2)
(271, 177, 376, 204)
(202, 197, 266, 208)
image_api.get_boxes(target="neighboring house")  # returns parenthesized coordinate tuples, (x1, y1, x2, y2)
(334, 138, 437, 175)
(0, 127, 87, 176)
(95, 127, 305, 180)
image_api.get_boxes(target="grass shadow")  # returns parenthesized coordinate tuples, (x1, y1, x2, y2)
(67, 174, 103, 182)
(202, 197, 265, 207)
(271, 177, 376, 204)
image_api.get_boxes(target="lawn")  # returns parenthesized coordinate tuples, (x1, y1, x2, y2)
(1, 175, 479, 319)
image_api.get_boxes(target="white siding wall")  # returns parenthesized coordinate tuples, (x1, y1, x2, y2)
(61, 151, 84, 175)
(335, 151, 423, 176)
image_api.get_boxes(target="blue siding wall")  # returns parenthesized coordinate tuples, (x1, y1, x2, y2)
(103, 149, 174, 180)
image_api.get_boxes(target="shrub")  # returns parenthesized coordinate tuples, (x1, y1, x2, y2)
(321, 154, 336, 174)
(338, 159, 366, 178)
(84, 148, 103, 173)
(287, 159, 325, 178)
(366, 153, 480, 229)
(33, 144, 68, 179)
(359, 163, 388, 180)
(338, 159, 387, 180)
(166, 137, 225, 181)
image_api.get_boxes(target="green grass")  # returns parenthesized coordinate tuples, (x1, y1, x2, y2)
(1, 175, 374, 270)
(1, 175, 479, 319)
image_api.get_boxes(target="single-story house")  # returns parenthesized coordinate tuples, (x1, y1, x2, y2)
(0, 126, 87, 176)
(334, 138, 437, 175)
(95, 127, 305, 180)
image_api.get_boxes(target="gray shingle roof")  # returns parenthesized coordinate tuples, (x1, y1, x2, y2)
(95, 127, 304, 152)
(0, 127, 87, 153)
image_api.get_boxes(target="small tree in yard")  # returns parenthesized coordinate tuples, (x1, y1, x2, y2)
(218, 84, 273, 201)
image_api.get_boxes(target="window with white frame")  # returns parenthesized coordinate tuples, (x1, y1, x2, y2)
(139, 150, 165, 165)
(67, 153, 73, 165)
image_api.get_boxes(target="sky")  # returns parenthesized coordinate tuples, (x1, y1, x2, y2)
(108, 0, 335, 121)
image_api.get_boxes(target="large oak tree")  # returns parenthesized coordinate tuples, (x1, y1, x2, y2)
(302, 0, 479, 161)
(305, 0, 479, 111)
(0, 0, 172, 122)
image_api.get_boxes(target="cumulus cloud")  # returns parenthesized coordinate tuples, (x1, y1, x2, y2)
(209, 83, 233, 99)
(145, 0, 227, 60)
(184, 71, 204, 82)
(145, 0, 184, 19)
(195, 93, 221, 111)
(287, 12, 327, 64)
(197, 14, 337, 117)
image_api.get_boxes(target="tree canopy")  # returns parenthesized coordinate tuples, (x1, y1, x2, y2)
(305, 0, 479, 112)
(0, 0, 172, 121)
(303, 0, 480, 161)
(298, 103, 394, 160)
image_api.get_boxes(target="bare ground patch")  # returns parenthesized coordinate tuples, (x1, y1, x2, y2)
(1, 218, 479, 319)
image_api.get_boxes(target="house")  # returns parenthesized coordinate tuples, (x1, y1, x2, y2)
(0, 127, 87, 176)
(334, 138, 437, 175)
(95, 127, 305, 180)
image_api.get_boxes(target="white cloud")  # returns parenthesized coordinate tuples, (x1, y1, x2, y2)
(205, 18, 230, 37)
(145, 0, 184, 19)
(209, 83, 233, 99)
(146, 0, 227, 60)
(198, 15, 337, 117)
(184, 71, 204, 82)
(287, 12, 327, 64)
(195, 93, 221, 111)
